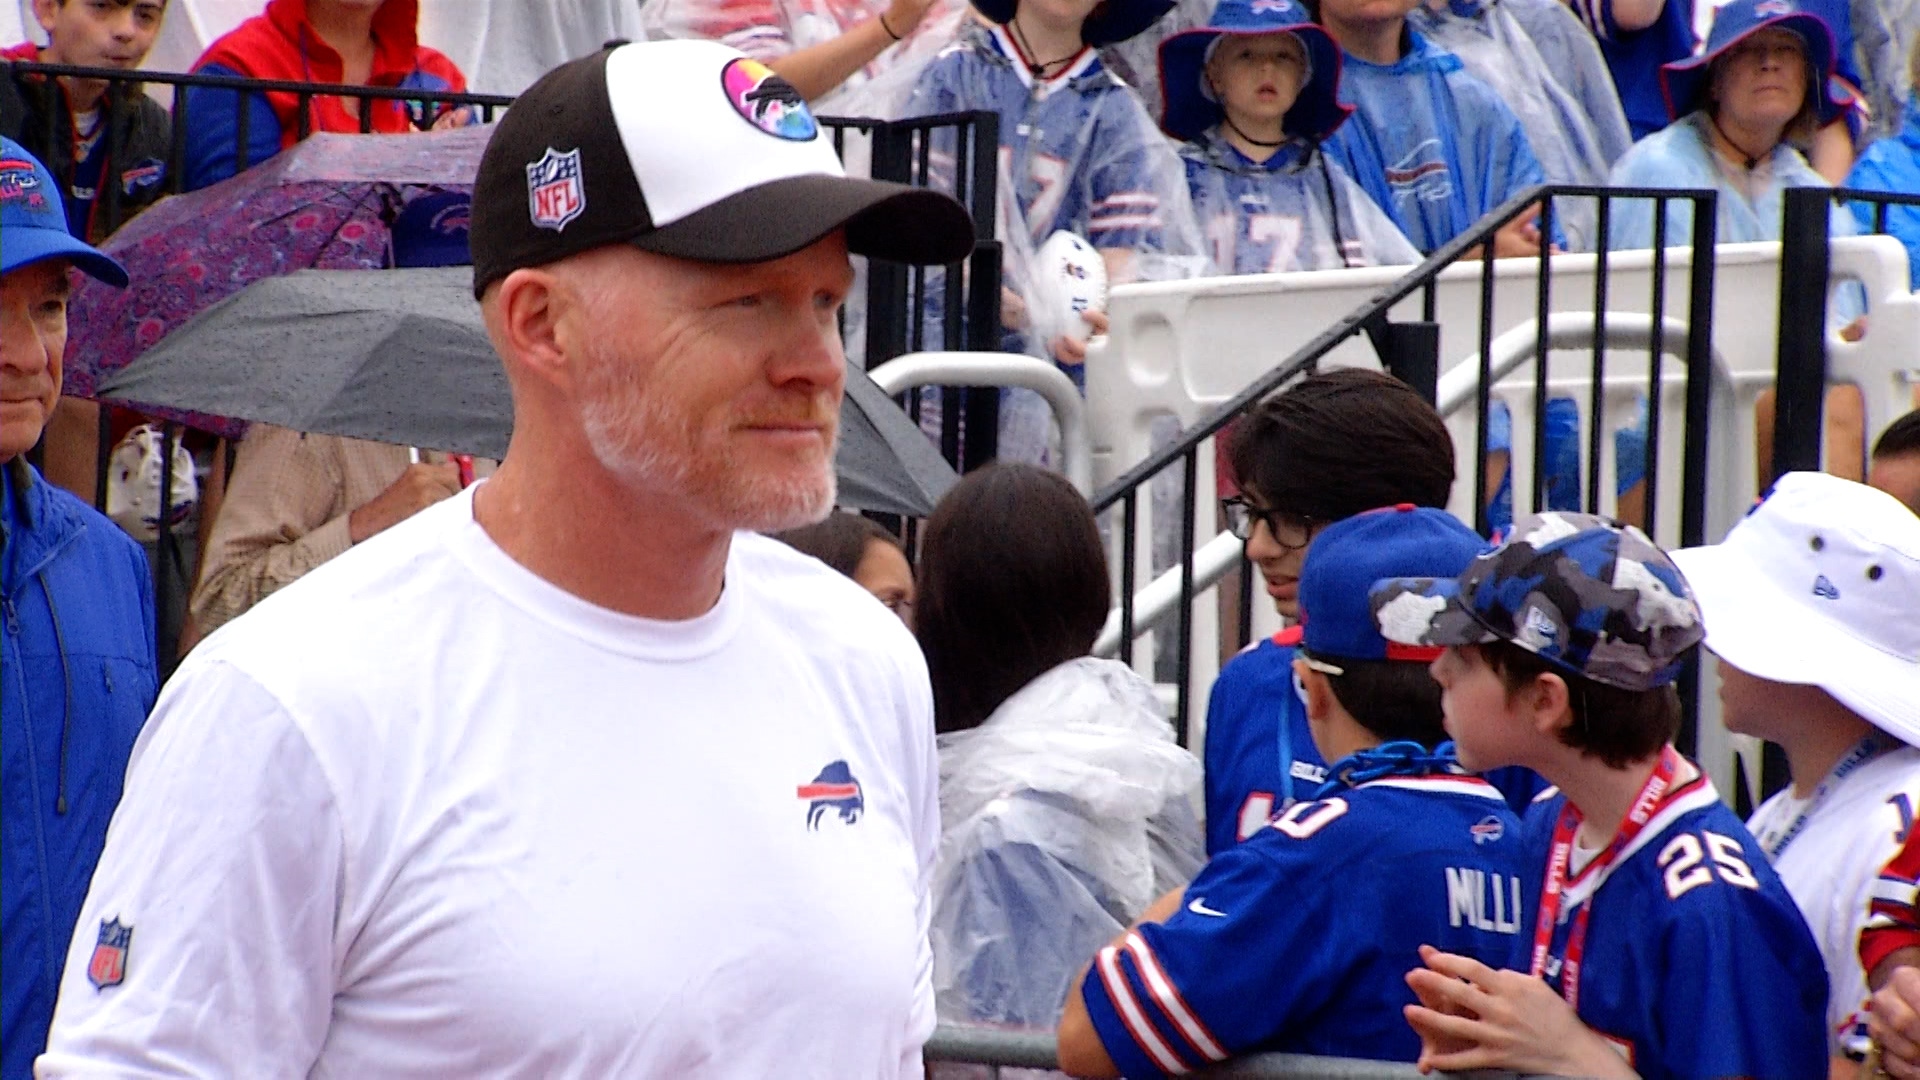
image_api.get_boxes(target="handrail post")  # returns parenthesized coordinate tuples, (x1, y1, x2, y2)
(1771, 187, 1832, 483)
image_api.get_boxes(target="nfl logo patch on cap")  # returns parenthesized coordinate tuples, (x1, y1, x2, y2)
(525, 147, 586, 233)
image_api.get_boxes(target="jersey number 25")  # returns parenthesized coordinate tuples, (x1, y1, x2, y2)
(1657, 831, 1760, 900)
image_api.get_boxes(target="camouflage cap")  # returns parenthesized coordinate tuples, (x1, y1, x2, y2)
(1369, 511, 1704, 691)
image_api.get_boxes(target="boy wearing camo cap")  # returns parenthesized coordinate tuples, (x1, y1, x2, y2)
(1370, 512, 1828, 1079)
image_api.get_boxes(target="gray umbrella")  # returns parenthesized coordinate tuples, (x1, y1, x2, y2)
(98, 267, 958, 518)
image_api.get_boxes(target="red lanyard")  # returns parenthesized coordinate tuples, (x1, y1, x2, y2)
(1529, 746, 1684, 1010)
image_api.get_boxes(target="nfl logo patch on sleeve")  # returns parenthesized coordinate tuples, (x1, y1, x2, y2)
(525, 147, 586, 233)
(88, 918, 133, 990)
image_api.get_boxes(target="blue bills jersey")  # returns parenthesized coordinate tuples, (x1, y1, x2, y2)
(1179, 130, 1421, 275)
(1203, 634, 1544, 854)
(907, 23, 1174, 249)
(1517, 779, 1830, 1079)
(1201, 635, 1329, 856)
(1082, 774, 1528, 1074)
(1321, 32, 1551, 254)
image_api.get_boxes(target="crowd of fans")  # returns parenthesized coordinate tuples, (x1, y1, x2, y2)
(4, 0, 1920, 1076)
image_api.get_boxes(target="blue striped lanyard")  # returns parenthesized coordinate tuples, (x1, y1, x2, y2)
(1756, 733, 1890, 860)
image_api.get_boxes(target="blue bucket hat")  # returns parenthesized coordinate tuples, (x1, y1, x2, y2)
(0, 137, 127, 286)
(1369, 512, 1705, 692)
(1660, 0, 1851, 124)
(1157, 0, 1349, 144)
(972, 0, 1175, 47)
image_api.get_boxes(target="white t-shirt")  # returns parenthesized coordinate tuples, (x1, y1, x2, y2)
(38, 487, 939, 1079)
(1748, 740, 1920, 1058)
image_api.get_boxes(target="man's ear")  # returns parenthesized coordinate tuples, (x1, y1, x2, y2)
(1293, 657, 1336, 725)
(31, 0, 59, 36)
(489, 267, 578, 394)
(1525, 671, 1575, 738)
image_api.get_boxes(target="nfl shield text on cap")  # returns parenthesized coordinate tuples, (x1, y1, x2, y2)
(0, 137, 128, 286)
(470, 41, 976, 298)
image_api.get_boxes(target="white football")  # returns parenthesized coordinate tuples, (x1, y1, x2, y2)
(1031, 230, 1108, 345)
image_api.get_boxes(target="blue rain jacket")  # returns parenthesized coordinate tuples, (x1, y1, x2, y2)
(1846, 93, 1920, 290)
(2, 460, 156, 1080)
(1321, 31, 1552, 254)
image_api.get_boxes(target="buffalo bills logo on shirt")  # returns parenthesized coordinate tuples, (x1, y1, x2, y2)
(798, 760, 864, 828)
(1470, 815, 1506, 844)
(120, 160, 165, 195)
(721, 57, 818, 142)
(525, 147, 586, 233)
(1385, 140, 1452, 202)
(87, 918, 132, 990)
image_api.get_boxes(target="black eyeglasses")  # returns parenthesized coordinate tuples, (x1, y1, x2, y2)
(1220, 496, 1316, 552)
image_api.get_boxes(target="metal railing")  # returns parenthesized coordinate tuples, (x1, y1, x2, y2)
(1090, 184, 1721, 750)
(925, 1023, 1527, 1078)
(6, 61, 998, 667)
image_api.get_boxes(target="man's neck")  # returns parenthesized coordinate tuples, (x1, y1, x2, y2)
(305, 1, 382, 74)
(1707, 109, 1786, 169)
(37, 46, 109, 115)
(1220, 115, 1286, 163)
(1322, 14, 1405, 66)
(1315, 712, 1379, 766)
(1542, 749, 1686, 850)
(472, 441, 732, 622)
(1780, 708, 1877, 799)
(1007, 13, 1085, 75)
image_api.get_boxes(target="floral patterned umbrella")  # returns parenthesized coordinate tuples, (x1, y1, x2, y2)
(63, 124, 494, 438)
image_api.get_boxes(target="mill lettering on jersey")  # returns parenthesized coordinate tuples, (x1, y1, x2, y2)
(1445, 867, 1524, 934)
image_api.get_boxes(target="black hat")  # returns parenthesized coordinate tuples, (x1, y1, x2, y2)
(471, 40, 977, 298)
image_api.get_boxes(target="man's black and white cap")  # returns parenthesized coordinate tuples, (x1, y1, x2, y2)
(471, 40, 976, 297)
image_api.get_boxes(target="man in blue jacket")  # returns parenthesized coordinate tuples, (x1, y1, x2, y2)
(1, 136, 156, 1080)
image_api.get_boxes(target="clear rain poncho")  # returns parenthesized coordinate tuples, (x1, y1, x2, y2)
(1499, 0, 1638, 164)
(1847, 0, 1919, 140)
(1410, 0, 1633, 251)
(1096, 0, 1223, 124)
(932, 656, 1205, 1028)
(1606, 110, 1863, 250)
(904, 22, 1208, 291)
(639, 0, 971, 116)
(903, 21, 1207, 462)
(1181, 129, 1424, 273)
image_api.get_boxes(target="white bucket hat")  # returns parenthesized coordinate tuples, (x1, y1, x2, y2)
(1671, 471, 1920, 744)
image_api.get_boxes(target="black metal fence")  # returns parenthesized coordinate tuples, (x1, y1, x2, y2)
(1093, 185, 1723, 753)
(6, 60, 999, 665)
(1772, 184, 1920, 481)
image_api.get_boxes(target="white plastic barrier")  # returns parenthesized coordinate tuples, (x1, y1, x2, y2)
(1084, 235, 1918, 782)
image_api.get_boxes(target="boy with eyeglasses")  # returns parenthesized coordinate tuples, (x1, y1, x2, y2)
(1206, 368, 1482, 855)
